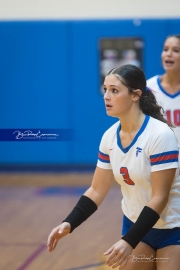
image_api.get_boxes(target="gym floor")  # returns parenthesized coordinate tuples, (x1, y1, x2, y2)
(0, 172, 123, 270)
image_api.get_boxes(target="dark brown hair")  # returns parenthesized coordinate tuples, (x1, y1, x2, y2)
(107, 64, 173, 127)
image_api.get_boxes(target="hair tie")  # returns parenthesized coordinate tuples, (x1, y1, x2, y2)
(146, 86, 150, 91)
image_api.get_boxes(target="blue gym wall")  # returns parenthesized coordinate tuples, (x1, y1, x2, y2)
(0, 19, 180, 168)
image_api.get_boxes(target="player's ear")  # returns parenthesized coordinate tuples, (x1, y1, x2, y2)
(132, 89, 142, 101)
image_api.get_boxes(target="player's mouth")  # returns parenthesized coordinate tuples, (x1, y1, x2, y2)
(164, 59, 175, 66)
(105, 104, 113, 110)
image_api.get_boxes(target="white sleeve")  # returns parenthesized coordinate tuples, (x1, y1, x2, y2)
(148, 128, 179, 172)
(97, 131, 112, 170)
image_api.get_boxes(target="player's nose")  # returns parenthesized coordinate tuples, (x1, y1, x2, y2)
(104, 91, 111, 100)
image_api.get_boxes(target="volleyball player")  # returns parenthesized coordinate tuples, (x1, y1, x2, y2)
(147, 34, 180, 167)
(47, 64, 180, 270)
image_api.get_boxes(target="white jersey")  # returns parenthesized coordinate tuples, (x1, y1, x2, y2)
(147, 75, 180, 160)
(97, 115, 180, 229)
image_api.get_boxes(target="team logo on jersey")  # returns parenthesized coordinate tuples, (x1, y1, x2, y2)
(136, 147, 142, 157)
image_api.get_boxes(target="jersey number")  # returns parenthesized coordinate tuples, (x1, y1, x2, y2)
(166, 110, 180, 126)
(120, 167, 135, 185)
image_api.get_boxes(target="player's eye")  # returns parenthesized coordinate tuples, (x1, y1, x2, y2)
(174, 49, 180, 53)
(112, 88, 118, 93)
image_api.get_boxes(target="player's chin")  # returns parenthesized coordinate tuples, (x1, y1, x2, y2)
(106, 110, 113, 116)
(106, 108, 113, 113)
(106, 111, 117, 118)
(163, 63, 175, 71)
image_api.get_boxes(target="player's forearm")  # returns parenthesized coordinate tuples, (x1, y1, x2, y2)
(84, 186, 106, 207)
(83, 167, 114, 206)
(147, 195, 169, 215)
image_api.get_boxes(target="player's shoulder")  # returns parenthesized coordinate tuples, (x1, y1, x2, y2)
(146, 75, 162, 95)
(148, 117, 174, 137)
(101, 121, 119, 141)
(146, 75, 159, 85)
(147, 117, 179, 152)
(99, 121, 119, 149)
(149, 116, 168, 128)
(104, 121, 119, 135)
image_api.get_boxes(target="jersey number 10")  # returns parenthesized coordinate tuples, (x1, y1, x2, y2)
(166, 110, 180, 126)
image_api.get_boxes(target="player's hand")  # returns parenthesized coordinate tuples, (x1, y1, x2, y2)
(47, 222, 71, 252)
(104, 239, 133, 269)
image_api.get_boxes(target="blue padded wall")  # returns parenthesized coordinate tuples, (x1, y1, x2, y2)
(0, 19, 179, 166)
(0, 21, 72, 163)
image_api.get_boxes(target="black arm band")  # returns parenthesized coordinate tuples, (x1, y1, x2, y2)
(122, 206, 160, 249)
(62, 195, 98, 232)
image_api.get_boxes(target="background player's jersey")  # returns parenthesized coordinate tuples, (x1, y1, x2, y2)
(147, 75, 180, 162)
(97, 115, 180, 229)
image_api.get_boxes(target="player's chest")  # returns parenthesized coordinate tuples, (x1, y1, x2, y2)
(109, 144, 147, 168)
(108, 142, 150, 185)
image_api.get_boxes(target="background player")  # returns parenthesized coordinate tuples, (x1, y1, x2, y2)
(147, 34, 180, 167)
(47, 64, 180, 270)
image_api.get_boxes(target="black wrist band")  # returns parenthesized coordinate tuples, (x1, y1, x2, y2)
(62, 195, 98, 232)
(122, 206, 160, 249)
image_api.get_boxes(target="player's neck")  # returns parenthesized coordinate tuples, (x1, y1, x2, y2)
(119, 112, 145, 148)
(161, 73, 180, 93)
(119, 111, 145, 133)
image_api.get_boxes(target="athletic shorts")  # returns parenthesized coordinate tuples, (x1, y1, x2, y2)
(122, 215, 180, 250)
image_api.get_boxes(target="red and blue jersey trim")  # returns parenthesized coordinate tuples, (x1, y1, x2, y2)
(150, 150, 179, 166)
(98, 150, 110, 163)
